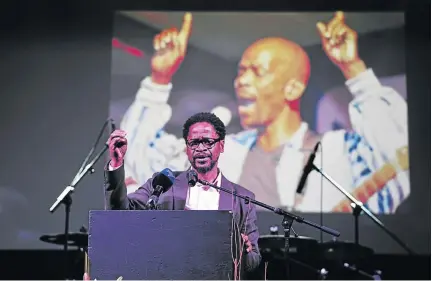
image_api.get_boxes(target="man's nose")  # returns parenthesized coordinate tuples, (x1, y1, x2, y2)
(235, 72, 253, 88)
(194, 142, 207, 151)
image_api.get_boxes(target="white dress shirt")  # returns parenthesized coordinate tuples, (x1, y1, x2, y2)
(185, 171, 221, 210)
(109, 163, 222, 211)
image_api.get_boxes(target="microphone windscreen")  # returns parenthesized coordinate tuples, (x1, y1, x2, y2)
(187, 170, 198, 187)
(160, 168, 175, 185)
(152, 168, 175, 190)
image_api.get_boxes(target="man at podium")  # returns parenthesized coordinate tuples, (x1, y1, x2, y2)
(105, 112, 261, 273)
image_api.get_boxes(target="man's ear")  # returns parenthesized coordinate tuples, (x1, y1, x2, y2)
(284, 79, 306, 102)
(219, 140, 225, 153)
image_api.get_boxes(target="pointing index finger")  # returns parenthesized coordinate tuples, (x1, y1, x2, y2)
(326, 11, 345, 37)
(335, 11, 345, 22)
(179, 12, 193, 41)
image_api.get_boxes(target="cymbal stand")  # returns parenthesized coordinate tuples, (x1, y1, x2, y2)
(266, 225, 328, 279)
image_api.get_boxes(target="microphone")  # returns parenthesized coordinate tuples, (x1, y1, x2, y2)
(294, 142, 320, 208)
(108, 119, 126, 149)
(109, 118, 116, 133)
(146, 168, 175, 209)
(187, 170, 198, 187)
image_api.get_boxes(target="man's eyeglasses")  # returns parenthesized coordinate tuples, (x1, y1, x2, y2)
(186, 138, 220, 149)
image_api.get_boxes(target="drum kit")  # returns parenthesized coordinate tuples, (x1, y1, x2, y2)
(256, 227, 380, 280)
(39, 225, 381, 280)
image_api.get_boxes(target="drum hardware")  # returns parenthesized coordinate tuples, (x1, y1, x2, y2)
(78, 226, 90, 275)
(343, 262, 382, 280)
(320, 240, 374, 262)
(320, 240, 382, 280)
(259, 234, 320, 256)
(284, 255, 329, 280)
(40, 225, 90, 278)
(259, 231, 385, 280)
(372, 270, 382, 280)
(291, 226, 299, 237)
(259, 233, 328, 279)
(268, 224, 300, 236)
(39, 232, 88, 248)
(269, 225, 279, 235)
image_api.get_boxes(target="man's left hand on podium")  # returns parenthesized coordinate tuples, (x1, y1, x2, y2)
(241, 233, 252, 253)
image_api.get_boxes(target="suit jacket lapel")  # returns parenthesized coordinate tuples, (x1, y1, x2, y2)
(218, 174, 235, 211)
(172, 171, 189, 210)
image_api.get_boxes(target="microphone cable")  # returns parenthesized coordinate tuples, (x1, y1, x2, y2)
(103, 118, 116, 210)
(67, 117, 113, 211)
(319, 142, 323, 244)
(75, 118, 112, 180)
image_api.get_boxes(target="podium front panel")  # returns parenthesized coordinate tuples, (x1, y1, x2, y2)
(88, 210, 234, 280)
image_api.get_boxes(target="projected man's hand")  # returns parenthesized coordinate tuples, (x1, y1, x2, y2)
(151, 12, 193, 85)
(317, 11, 367, 79)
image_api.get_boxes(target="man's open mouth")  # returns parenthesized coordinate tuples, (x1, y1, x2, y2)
(237, 97, 256, 107)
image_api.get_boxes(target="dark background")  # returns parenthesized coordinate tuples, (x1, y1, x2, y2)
(0, 0, 429, 279)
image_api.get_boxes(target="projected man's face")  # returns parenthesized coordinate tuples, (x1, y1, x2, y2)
(185, 122, 224, 174)
(234, 44, 286, 129)
(234, 38, 310, 129)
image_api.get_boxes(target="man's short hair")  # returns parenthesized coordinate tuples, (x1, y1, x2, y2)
(182, 112, 226, 141)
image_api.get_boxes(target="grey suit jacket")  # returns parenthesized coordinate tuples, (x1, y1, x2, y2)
(104, 165, 261, 273)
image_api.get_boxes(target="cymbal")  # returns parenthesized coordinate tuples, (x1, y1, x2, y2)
(320, 240, 374, 261)
(259, 235, 319, 259)
(40, 232, 88, 248)
(259, 234, 317, 240)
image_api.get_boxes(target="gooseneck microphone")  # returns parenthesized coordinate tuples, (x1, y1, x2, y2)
(146, 168, 175, 210)
(294, 142, 321, 208)
(187, 170, 198, 187)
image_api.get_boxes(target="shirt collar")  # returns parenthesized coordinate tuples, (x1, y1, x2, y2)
(286, 122, 309, 149)
(194, 169, 222, 191)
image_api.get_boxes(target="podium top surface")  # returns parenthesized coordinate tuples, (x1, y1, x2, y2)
(88, 210, 234, 231)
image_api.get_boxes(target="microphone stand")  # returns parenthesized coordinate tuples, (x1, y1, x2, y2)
(197, 179, 340, 280)
(49, 119, 111, 279)
(272, 227, 329, 279)
(310, 163, 415, 255)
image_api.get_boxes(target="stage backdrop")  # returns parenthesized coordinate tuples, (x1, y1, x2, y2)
(108, 11, 418, 254)
(0, 9, 428, 256)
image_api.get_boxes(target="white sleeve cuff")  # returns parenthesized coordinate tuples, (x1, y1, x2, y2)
(108, 162, 122, 171)
(136, 76, 173, 104)
(345, 68, 381, 98)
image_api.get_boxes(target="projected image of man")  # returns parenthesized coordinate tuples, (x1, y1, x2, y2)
(116, 12, 409, 214)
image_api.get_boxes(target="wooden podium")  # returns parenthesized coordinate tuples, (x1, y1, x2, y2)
(88, 210, 236, 280)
